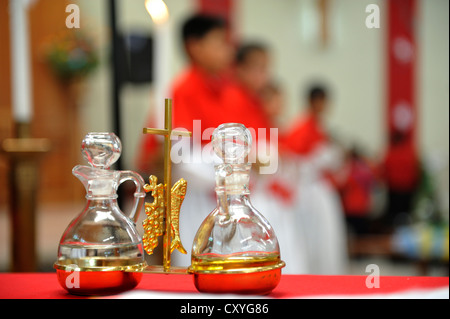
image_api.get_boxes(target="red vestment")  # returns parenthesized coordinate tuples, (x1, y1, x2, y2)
(172, 66, 232, 132)
(339, 160, 375, 216)
(282, 113, 327, 155)
(137, 66, 273, 170)
(383, 143, 419, 192)
(136, 66, 232, 170)
(223, 83, 271, 132)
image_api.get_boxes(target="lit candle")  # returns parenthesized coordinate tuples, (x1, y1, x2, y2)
(145, 0, 171, 129)
(9, 0, 33, 123)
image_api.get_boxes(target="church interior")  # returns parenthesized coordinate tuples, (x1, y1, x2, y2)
(0, 0, 448, 280)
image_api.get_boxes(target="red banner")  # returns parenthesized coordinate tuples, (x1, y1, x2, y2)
(385, 0, 419, 191)
(197, 0, 234, 40)
(198, 0, 233, 20)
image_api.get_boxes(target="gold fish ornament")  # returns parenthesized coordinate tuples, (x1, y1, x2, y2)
(142, 175, 187, 256)
(142, 175, 165, 255)
(170, 178, 187, 254)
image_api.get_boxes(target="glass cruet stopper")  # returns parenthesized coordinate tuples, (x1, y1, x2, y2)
(212, 123, 252, 165)
(81, 132, 121, 169)
(189, 123, 285, 295)
(73, 132, 123, 198)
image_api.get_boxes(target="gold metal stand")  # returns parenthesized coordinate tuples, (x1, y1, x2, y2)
(1, 123, 50, 271)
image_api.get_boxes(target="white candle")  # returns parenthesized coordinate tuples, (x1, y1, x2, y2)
(9, 0, 33, 123)
(145, 0, 170, 129)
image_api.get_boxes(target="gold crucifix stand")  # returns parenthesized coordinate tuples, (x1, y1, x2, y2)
(141, 98, 192, 273)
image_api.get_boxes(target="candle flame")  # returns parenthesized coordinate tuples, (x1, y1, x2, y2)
(145, 0, 169, 25)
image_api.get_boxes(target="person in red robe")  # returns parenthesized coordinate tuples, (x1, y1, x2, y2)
(136, 14, 234, 172)
(172, 14, 235, 133)
(282, 85, 329, 156)
(336, 147, 377, 235)
(282, 85, 349, 274)
(380, 131, 420, 229)
(260, 81, 284, 129)
(224, 42, 272, 133)
(222, 42, 277, 175)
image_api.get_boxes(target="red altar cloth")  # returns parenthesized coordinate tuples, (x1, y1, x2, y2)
(0, 273, 448, 299)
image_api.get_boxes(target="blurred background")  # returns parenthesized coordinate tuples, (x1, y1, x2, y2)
(0, 0, 448, 276)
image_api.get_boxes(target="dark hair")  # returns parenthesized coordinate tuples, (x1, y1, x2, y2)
(308, 85, 327, 103)
(235, 42, 268, 64)
(181, 14, 226, 43)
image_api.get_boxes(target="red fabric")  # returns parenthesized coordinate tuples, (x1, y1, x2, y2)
(273, 275, 448, 298)
(198, 0, 233, 21)
(387, 0, 416, 138)
(342, 188, 370, 217)
(385, 0, 419, 192)
(172, 66, 232, 133)
(0, 273, 447, 299)
(340, 160, 375, 216)
(267, 180, 294, 205)
(138, 66, 272, 167)
(383, 141, 420, 191)
(282, 113, 327, 156)
(198, 0, 234, 41)
(222, 82, 271, 139)
(138, 66, 231, 168)
(171, 66, 271, 144)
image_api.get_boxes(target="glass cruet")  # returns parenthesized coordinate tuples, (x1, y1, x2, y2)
(54, 132, 146, 295)
(188, 123, 285, 295)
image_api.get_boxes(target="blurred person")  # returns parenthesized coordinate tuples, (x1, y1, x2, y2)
(221, 42, 309, 273)
(137, 14, 235, 173)
(139, 17, 233, 184)
(283, 86, 328, 155)
(282, 84, 349, 274)
(231, 45, 307, 272)
(380, 131, 420, 230)
(172, 14, 235, 132)
(234, 42, 271, 94)
(335, 146, 378, 235)
(224, 42, 272, 134)
(260, 81, 284, 128)
(225, 42, 278, 174)
(173, 14, 237, 267)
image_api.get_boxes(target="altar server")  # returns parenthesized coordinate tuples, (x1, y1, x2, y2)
(168, 14, 235, 267)
(283, 85, 349, 274)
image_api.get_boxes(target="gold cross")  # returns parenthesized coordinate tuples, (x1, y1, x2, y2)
(143, 98, 191, 271)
